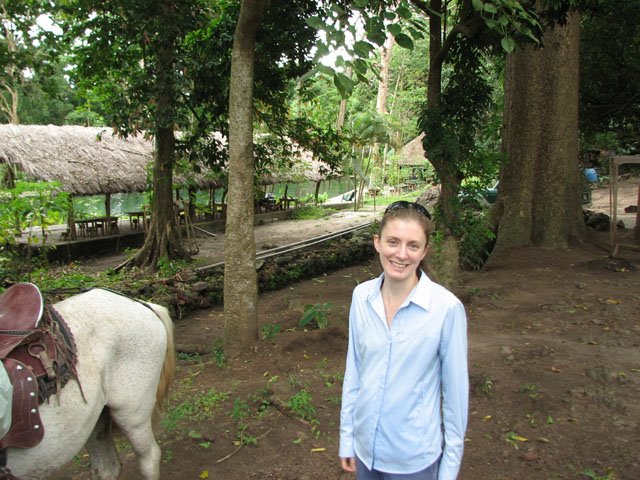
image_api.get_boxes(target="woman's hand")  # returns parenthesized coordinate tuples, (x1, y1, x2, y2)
(340, 457, 356, 473)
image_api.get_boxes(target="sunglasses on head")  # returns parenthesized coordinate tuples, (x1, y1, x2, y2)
(384, 200, 431, 219)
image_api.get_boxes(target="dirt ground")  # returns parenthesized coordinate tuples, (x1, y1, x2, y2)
(53, 180, 640, 480)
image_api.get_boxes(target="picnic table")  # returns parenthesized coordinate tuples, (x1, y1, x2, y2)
(75, 216, 119, 238)
(127, 211, 150, 231)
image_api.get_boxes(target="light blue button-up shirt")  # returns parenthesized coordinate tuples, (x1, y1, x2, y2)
(339, 272, 468, 480)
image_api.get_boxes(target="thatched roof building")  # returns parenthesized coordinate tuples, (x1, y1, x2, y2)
(0, 124, 332, 195)
(263, 149, 332, 185)
(400, 134, 428, 167)
(0, 124, 155, 195)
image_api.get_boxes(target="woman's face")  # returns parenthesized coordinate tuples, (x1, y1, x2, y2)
(374, 218, 428, 284)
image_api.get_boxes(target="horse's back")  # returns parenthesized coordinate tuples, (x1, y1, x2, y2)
(55, 288, 168, 353)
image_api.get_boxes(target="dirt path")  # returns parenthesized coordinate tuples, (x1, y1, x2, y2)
(193, 208, 380, 267)
(83, 208, 380, 271)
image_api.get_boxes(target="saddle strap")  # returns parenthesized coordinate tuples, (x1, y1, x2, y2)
(0, 359, 44, 450)
(0, 450, 18, 480)
(0, 467, 19, 480)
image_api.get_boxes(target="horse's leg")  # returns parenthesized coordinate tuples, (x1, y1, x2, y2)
(108, 374, 161, 479)
(84, 408, 121, 480)
(110, 415, 161, 480)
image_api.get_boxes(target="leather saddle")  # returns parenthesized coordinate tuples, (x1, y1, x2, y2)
(0, 283, 79, 455)
(0, 283, 43, 358)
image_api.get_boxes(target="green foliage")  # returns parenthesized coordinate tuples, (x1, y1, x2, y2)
(287, 389, 317, 422)
(230, 398, 251, 422)
(430, 202, 495, 270)
(16, 58, 83, 125)
(470, 0, 542, 52)
(156, 257, 192, 277)
(235, 426, 258, 446)
(306, 1, 427, 97)
(0, 2, 62, 123)
(505, 430, 528, 450)
(212, 339, 226, 367)
(291, 205, 330, 220)
(56, 0, 342, 184)
(420, 37, 496, 180)
(518, 383, 540, 400)
(162, 387, 229, 431)
(580, 468, 616, 480)
(177, 352, 202, 363)
(187, 430, 212, 449)
(260, 323, 281, 341)
(0, 176, 70, 251)
(458, 211, 496, 270)
(27, 266, 97, 292)
(473, 373, 495, 396)
(299, 302, 333, 330)
(580, 0, 640, 151)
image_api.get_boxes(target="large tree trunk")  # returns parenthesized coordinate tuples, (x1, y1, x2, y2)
(492, 10, 585, 256)
(376, 33, 394, 115)
(425, 0, 464, 229)
(133, 127, 188, 268)
(422, 0, 462, 285)
(1, 11, 20, 124)
(374, 34, 393, 190)
(132, 0, 188, 269)
(224, 0, 267, 353)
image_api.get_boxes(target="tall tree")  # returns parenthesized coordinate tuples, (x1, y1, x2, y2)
(134, 0, 189, 267)
(62, 0, 206, 268)
(413, 0, 539, 226)
(376, 33, 394, 115)
(315, 2, 537, 258)
(0, 0, 53, 124)
(223, 0, 267, 352)
(492, 9, 585, 254)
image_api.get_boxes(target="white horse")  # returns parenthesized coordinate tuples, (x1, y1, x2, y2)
(5, 288, 175, 480)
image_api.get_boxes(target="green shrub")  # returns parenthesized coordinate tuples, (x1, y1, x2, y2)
(459, 211, 495, 270)
(292, 205, 335, 220)
(299, 302, 333, 329)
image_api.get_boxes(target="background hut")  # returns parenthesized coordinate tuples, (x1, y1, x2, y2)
(0, 124, 153, 195)
(0, 124, 157, 238)
(399, 134, 429, 181)
(0, 125, 339, 235)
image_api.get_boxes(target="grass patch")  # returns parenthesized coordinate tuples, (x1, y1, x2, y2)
(162, 387, 229, 430)
(291, 205, 335, 220)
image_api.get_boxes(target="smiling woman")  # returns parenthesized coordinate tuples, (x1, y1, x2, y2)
(339, 202, 469, 480)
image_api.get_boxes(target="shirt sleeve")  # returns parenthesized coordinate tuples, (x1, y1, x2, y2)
(339, 295, 361, 459)
(438, 300, 469, 480)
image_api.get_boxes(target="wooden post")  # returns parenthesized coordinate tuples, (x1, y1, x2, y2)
(636, 182, 640, 241)
(105, 193, 111, 218)
(188, 188, 196, 220)
(609, 157, 618, 257)
(68, 194, 77, 240)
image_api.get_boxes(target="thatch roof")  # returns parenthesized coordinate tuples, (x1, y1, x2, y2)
(0, 124, 336, 195)
(264, 148, 333, 185)
(0, 124, 154, 195)
(399, 134, 429, 166)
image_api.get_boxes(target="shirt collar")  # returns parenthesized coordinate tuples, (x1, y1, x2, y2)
(368, 271, 433, 312)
